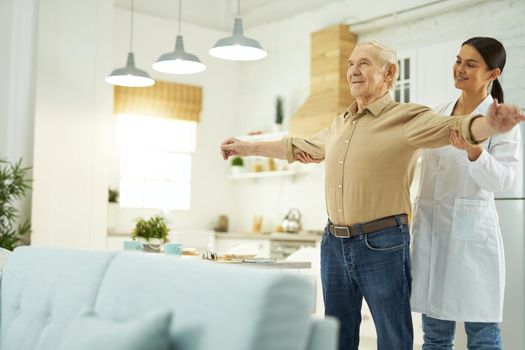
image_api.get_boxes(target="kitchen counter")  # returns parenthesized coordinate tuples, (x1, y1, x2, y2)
(215, 231, 322, 242)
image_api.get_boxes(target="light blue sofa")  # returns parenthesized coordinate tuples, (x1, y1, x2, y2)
(0, 247, 338, 350)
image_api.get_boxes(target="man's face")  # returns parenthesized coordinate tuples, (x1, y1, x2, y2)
(346, 45, 389, 100)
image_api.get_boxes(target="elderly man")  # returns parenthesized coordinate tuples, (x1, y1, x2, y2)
(220, 41, 524, 350)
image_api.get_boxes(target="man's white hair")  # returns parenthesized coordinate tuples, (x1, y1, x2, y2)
(356, 40, 399, 90)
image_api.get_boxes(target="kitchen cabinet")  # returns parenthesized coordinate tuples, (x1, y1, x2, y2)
(214, 232, 321, 259)
(214, 235, 271, 257)
(270, 239, 316, 260)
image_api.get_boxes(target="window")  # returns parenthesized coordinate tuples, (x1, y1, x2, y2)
(117, 114, 196, 211)
(394, 57, 412, 103)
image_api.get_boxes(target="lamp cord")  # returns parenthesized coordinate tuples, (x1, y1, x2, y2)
(178, 0, 182, 34)
(237, 0, 240, 16)
(129, 0, 134, 51)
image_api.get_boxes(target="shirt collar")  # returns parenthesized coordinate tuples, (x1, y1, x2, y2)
(345, 93, 393, 119)
(473, 94, 493, 115)
(446, 94, 494, 116)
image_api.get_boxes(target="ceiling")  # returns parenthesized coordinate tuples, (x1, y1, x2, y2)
(114, 0, 484, 33)
(114, 0, 346, 32)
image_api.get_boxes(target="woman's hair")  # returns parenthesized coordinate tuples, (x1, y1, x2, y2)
(356, 40, 399, 90)
(462, 37, 506, 103)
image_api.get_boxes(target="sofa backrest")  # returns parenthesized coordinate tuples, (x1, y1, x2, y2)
(0, 247, 117, 350)
(1, 247, 316, 350)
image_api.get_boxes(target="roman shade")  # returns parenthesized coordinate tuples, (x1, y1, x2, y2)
(113, 80, 202, 122)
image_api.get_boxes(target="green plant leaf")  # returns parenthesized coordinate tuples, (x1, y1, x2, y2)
(0, 157, 32, 250)
(131, 215, 169, 243)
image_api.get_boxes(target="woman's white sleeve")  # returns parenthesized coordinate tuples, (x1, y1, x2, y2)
(467, 127, 521, 192)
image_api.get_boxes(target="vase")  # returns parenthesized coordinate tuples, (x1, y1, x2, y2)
(140, 238, 163, 253)
(231, 166, 244, 175)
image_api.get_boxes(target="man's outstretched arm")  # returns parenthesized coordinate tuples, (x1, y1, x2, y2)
(221, 138, 286, 160)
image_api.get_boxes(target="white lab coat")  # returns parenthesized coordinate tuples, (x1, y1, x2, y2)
(410, 95, 521, 322)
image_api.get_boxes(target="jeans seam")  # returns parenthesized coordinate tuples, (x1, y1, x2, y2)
(339, 238, 353, 281)
(401, 243, 407, 348)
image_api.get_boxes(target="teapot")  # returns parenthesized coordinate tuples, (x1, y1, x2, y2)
(282, 208, 302, 233)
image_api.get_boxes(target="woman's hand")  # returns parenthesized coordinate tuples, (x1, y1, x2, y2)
(296, 152, 324, 164)
(449, 130, 483, 161)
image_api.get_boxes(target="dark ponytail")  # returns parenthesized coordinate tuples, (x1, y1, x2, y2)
(490, 79, 504, 103)
(462, 37, 506, 103)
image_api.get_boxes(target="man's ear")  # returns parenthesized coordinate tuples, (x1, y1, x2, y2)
(385, 63, 396, 81)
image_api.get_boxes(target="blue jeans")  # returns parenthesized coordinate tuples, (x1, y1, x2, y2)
(422, 314, 502, 350)
(320, 216, 413, 350)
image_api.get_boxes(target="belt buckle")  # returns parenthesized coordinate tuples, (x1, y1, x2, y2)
(333, 226, 350, 238)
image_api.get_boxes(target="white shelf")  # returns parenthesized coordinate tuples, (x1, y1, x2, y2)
(229, 169, 306, 179)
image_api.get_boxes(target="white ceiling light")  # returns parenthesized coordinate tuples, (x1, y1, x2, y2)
(106, 0, 154, 87)
(209, 0, 267, 61)
(152, 0, 206, 75)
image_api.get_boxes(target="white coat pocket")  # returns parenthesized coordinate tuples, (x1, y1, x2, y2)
(451, 198, 495, 241)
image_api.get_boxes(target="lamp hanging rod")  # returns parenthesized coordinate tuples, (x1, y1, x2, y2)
(177, 0, 182, 34)
(129, 0, 134, 51)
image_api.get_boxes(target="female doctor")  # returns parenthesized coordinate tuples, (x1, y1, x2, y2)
(410, 37, 521, 349)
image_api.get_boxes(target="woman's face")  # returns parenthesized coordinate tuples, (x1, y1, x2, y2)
(453, 44, 498, 92)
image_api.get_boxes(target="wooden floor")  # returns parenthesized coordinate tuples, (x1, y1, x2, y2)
(359, 336, 423, 350)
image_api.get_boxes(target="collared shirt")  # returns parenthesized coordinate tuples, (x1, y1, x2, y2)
(282, 93, 482, 226)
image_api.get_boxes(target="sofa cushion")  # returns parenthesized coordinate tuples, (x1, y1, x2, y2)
(58, 308, 172, 350)
(0, 247, 118, 350)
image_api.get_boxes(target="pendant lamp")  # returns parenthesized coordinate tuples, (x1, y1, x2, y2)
(152, 0, 206, 74)
(209, 0, 267, 61)
(105, 0, 155, 87)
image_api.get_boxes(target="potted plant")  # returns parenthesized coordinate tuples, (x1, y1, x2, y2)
(273, 96, 284, 132)
(0, 158, 32, 250)
(108, 188, 119, 203)
(107, 188, 119, 233)
(230, 156, 244, 175)
(131, 215, 169, 252)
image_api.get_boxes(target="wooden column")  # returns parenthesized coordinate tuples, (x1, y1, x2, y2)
(289, 24, 356, 137)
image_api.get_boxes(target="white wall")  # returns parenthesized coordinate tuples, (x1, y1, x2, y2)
(108, 9, 239, 234)
(0, 0, 37, 236)
(31, 0, 114, 248)
(31, 2, 241, 247)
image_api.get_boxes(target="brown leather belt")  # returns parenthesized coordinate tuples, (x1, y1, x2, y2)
(328, 214, 408, 238)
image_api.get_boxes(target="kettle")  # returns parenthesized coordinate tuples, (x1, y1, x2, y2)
(282, 208, 302, 233)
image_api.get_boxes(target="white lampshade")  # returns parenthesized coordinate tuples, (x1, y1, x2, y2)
(209, 17, 267, 61)
(153, 35, 206, 74)
(106, 52, 155, 87)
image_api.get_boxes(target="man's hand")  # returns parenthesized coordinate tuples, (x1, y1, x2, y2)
(471, 99, 524, 141)
(296, 152, 324, 164)
(486, 99, 525, 134)
(221, 138, 251, 160)
(449, 130, 482, 161)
